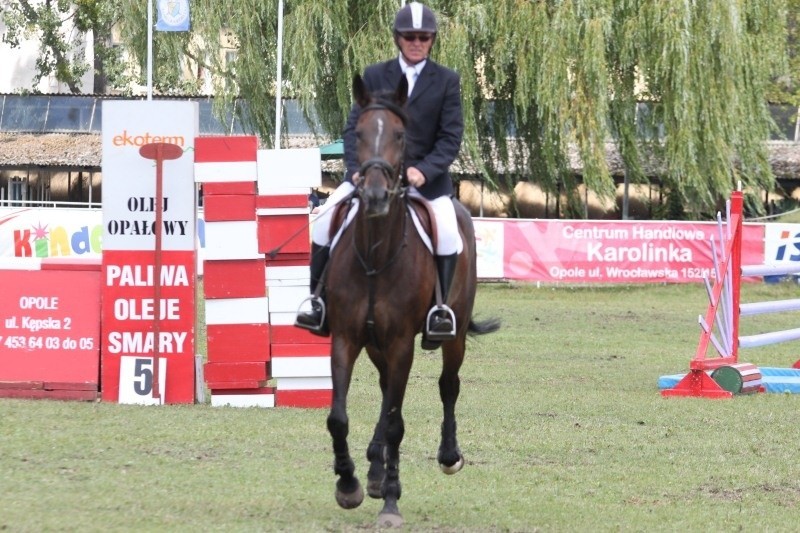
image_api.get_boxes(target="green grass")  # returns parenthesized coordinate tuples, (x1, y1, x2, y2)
(3, 282, 800, 532)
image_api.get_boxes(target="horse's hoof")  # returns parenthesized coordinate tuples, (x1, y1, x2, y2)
(377, 512, 404, 528)
(421, 337, 441, 350)
(335, 483, 364, 509)
(367, 478, 384, 499)
(439, 455, 464, 475)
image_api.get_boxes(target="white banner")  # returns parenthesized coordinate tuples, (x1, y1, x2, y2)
(101, 100, 198, 251)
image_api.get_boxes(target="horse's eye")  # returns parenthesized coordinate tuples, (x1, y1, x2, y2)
(355, 131, 364, 141)
(395, 131, 405, 141)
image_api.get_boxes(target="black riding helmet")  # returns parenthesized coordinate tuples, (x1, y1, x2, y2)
(393, 2, 438, 36)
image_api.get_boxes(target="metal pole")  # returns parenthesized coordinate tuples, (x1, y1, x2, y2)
(622, 170, 629, 220)
(795, 107, 799, 142)
(274, 0, 284, 148)
(147, 0, 153, 100)
(479, 179, 484, 217)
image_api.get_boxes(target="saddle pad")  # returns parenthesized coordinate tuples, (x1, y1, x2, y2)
(329, 199, 434, 255)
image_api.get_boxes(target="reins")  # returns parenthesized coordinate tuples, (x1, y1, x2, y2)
(264, 190, 359, 259)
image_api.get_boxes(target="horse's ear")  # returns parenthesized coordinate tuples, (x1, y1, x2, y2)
(395, 76, 408, 107)
(353, 74, 370, 108)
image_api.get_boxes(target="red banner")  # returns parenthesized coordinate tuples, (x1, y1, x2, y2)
(0, 267, 101, 384)
(101, 250, 195, 403)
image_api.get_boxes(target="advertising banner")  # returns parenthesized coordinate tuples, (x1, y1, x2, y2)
(100, 100, 198, 404)
(0, 267, 101, 385)
(0, 208, 102, 260)
(3, 208, 799, 285)
(475, 219, 772, 283)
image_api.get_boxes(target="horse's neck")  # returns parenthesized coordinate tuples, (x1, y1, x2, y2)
(354, 197, 407, 265)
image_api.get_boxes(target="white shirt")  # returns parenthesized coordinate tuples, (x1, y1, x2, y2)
(399, 56, 426, 96)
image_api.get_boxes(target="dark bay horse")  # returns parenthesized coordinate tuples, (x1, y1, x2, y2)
(324, 74, 500, 528)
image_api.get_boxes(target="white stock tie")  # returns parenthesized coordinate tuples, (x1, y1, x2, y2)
(406, 67, 418, 96)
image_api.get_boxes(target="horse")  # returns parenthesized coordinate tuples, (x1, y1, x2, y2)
(323, 74, 500, 528)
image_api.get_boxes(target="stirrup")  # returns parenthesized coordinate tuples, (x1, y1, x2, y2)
(425, 304, 456, 341)
(294, 295, 328, 336)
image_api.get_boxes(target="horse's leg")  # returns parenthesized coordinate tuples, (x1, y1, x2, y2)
(376, 346, 413, 528)
(365, 350, 388, 499)
(327, 337, 364, 509)
(438, 336, 466, 474)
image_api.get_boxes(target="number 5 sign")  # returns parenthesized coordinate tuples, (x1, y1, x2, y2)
(118, 356, 167, 405)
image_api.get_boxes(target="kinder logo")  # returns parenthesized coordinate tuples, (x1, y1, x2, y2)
(13, 222, 103, 258)
(773, 229, 800, 262)
(112, 130, 186, 148)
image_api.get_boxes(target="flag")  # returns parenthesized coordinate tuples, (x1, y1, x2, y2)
(156, 0, 190, 32)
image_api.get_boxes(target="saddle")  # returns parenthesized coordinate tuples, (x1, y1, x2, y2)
(328, 194, 438, 253)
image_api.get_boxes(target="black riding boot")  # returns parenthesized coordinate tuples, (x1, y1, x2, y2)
(426, 253, 458, 340)
(295, 243, 330, 336)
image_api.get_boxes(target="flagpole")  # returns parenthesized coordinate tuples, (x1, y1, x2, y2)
(147, 0, 154, 100)
(274, 0, 284, 149)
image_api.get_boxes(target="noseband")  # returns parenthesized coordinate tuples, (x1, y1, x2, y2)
(359, 157, 398, 182)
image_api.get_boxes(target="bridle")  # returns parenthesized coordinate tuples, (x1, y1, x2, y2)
(351, 99, 410, 349)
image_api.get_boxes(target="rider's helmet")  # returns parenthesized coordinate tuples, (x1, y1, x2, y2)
(393, 2, 438, 35)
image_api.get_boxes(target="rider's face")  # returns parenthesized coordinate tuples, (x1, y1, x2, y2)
(397, 32, 434, 65)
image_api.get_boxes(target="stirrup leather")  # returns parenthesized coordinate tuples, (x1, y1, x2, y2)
(425, 304, 456, 340)
(295, 295, 327, 334)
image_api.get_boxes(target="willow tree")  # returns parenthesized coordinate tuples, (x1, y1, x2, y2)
(115, 0, 788, 217)
(1, 0, 130, 93)
(768, 0, 800, 107)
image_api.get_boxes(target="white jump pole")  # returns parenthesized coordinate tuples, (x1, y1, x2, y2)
(740, 298, 800, 316)
(708, 237, 732, 355)
(740, 328, 800, 349)
(742, 264, 800, 277)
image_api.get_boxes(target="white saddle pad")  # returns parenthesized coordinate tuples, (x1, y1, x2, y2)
(330, 199, 434, 255)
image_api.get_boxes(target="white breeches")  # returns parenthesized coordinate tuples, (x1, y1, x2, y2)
(311, 182, 462, 256)
(311, 181, 356, 246)
(406, 188, 462, 255)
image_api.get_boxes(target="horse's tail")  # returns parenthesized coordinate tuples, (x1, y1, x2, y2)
(467, 317, 501, 337)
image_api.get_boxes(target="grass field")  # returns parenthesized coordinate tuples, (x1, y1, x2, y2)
(3, 281, 800, 532)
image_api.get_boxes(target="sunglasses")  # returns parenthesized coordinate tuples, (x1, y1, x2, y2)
(400, 33, 432, 43)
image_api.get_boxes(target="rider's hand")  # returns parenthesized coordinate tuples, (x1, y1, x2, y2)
(352, 172, 363, 186)
(406, 167, 426, 188)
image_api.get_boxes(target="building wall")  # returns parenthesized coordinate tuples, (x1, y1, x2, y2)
(0, 10, 94, 94)
(0, 170, 100, 206)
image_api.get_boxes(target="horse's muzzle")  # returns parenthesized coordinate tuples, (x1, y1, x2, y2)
(358, 157, 398, 216)
(361, 182, 391, 216)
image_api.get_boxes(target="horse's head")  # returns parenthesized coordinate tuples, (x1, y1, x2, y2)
(352, 74, 408, 216)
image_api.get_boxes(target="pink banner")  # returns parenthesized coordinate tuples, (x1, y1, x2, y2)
(475, 219, 765, 283)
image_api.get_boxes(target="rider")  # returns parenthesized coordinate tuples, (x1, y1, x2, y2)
(295, 1, 464, 343)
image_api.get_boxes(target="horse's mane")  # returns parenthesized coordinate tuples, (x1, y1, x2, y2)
(362, 91, 408, 126)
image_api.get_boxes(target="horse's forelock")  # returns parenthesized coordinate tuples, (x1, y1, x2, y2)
(361, 94, 408, 126)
